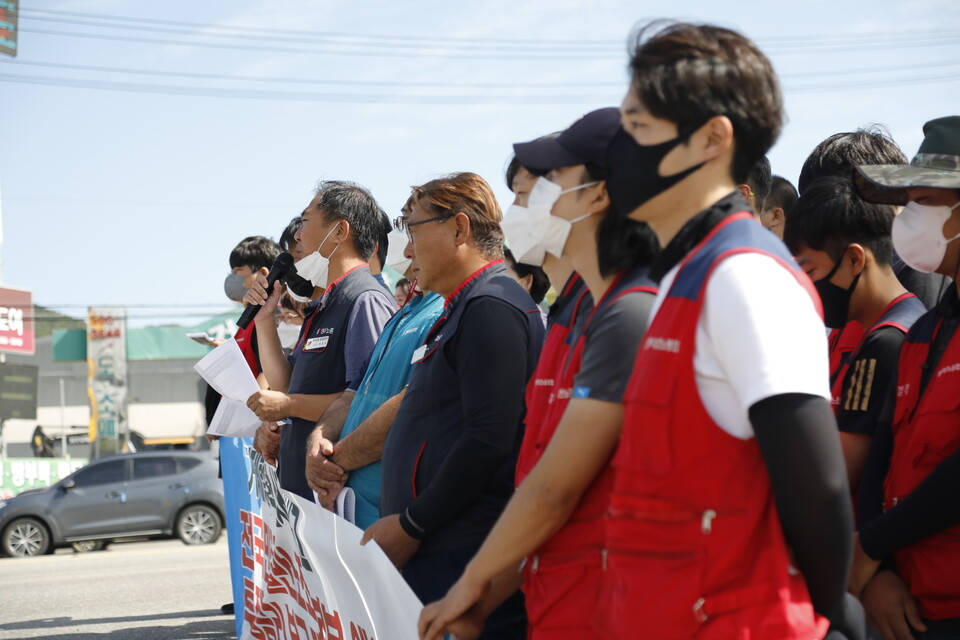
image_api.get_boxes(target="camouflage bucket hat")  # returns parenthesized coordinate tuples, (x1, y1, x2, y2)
(855, 115, 960, 205)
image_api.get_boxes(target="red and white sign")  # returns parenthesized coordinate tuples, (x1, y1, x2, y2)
(0, 286, 34, 355)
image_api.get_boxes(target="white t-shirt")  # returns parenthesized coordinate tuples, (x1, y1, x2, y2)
(650, 253, 830, 440)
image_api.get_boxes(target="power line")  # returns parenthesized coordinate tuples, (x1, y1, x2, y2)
(0, 69, 954, 103)
(20, 13, 623, 54)
(0, 73, 618, 104)
(19, 6, 960, 50)
(18, 7, 620, 46)
(18, 27, 620, 61)
(6, 60, 621, 89)
(19, 24, 960, 60)
(6, 59, 960, 91)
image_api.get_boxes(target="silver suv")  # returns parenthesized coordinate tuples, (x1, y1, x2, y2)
(0, 451, 225, 557)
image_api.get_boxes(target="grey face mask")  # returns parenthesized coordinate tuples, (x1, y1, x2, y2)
(224, 273, 248, 302)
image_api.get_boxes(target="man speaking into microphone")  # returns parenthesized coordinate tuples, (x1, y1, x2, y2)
(244, 181, 396, 500)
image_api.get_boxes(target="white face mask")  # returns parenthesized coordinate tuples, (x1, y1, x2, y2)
(284, 288, 313, 304)
(385, 229, 412, 274)
(294, 223, 341, 287)
(277, 321, 302, 350)
(502, 177, 599, 265)
(892, 200, 960, 273)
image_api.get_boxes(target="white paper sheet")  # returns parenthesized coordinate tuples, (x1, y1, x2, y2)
(207, 397, 262, 438)
(193, 338, 261, 403)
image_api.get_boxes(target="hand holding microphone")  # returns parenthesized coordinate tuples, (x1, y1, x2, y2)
(237, 252, 294, 329)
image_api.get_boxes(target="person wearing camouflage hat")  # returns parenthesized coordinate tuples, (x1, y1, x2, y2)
(851, 115, 960, 640)
(856, 116, 960, 206)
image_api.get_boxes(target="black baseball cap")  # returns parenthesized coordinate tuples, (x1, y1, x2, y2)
(513, 108, 621, 176)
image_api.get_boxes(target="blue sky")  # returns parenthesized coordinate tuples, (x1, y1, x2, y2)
(1, 0, 958, 327)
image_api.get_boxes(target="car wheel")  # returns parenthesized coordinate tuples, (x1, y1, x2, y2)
(2, 518, 52, 557)
(71, 540, 109, 553)
(176, 504, 221, 545)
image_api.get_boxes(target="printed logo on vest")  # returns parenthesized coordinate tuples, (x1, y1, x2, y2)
(645, 336, 681, 353)
(937, 362, 960, 378)
(897, 383, 911, 397)
(534, 378, 554, 387)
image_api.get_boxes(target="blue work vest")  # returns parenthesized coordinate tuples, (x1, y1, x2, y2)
(381, 261, 545, 553)
(280, 265, 394, 499)
(340, 291, 445, 528)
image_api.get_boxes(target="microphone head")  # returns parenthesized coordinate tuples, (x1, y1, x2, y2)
(272, 252, 294, 274)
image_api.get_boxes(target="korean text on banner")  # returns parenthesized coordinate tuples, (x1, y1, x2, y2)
(240, 447, 423, 640)
(87, 307, 127, 442)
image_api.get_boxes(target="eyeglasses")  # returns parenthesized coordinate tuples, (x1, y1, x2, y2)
(393, 214, 450, 241)
(278, 311, 304, 324)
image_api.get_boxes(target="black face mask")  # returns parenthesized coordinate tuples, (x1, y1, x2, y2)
(814, 254, 861, 330)
(283, 270, 316, 299)
(605, 127, 707, 217)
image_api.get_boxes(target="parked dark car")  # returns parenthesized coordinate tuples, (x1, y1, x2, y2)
(0, 451, 225, 558)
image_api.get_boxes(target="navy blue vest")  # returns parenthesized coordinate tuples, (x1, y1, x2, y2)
(381, 261, 545, 552)
(280, 265, 394, 499)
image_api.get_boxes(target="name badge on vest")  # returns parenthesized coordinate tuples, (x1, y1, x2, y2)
(411, 344, 427, 364)
(303, 336, 329, 352)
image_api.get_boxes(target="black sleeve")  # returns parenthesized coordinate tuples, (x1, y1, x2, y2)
(749, 393, 863, 640)
(402, 298, 529, 537)
(572, 291, 655, 402)
(859, 446, 960, 560)
(855, 380, 896, 529)
(835, 327, 904, 437)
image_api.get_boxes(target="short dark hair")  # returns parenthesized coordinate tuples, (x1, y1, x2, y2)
(314, 180, 385, 261)
(597, 213, 660, 277)
(504, 133, 561, 188)
(766, 175, 798, 216)
(279, 216, 302, 253)
(783, 176, 895, 266)
(375, 211, 392, 268)
(229, 236, 281, 271)
(411, 173, 504, 260)
(797, 126, 908, 195)
(746, 156, 772, 209)
(628, 21, 783, 184)
(503, 247, 551, 304)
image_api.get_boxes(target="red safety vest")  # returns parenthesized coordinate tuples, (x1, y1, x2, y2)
(829, 321, 864, 392)
(829, 293, 923, 412)
(521, 269, 656, 639)
(885, 309, 960, 620)
(234, 322, 261, 376)
(516, 275, 591, 486)
(601, 213, 828, 639)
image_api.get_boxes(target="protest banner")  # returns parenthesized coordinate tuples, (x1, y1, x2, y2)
(227, 440, 422, 640)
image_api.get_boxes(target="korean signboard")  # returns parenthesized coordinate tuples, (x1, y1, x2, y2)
(0, 1, 17, 58)
(86, 307, 127, 443)
(0, 286, 34, 355)
(0, 362, 38, 420)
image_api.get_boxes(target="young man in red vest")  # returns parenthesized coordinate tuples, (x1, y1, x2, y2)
(851, 115, 960, 640)
(600, 22, 863, 639)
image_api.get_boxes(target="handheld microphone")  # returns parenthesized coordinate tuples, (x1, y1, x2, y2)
(237, 252, 294, 329)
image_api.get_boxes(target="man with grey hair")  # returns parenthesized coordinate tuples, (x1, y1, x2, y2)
(244, 180, 396, 500)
